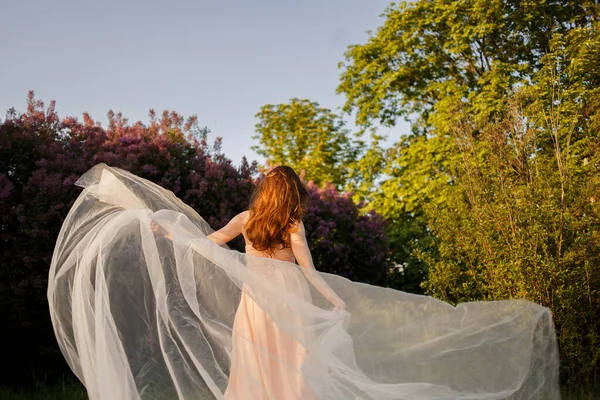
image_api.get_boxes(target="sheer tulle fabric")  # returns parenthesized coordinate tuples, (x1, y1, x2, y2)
(48, 164, 560, 399)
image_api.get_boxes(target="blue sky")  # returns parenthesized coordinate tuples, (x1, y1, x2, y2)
(1, 0, 408, 165)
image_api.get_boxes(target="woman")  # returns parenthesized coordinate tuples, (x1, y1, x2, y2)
(48, 164, 560, 400)
(185, 166, 345, 398)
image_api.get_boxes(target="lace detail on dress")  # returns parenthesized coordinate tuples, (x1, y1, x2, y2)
(247, 257, 278, 282)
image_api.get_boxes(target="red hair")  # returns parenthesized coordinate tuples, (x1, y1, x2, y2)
(245, 166, 309, 255)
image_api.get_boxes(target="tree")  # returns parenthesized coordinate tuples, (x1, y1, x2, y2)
(422, 20, 600, 385)
(336, 0, 599, 287)
(337, 0, 596, 130)
(365, 132, 459, 293)
(252, 98, 360, 188)
(336, 0, 600, 385)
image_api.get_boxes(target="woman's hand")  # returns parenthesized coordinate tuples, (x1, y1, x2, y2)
(332, 298, 346, 311)
(150, 220, 172, 240)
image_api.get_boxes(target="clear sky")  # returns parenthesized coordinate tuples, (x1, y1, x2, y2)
(1, 0, 407, 165)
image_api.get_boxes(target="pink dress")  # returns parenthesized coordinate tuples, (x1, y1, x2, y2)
(207, 211, 322, 400)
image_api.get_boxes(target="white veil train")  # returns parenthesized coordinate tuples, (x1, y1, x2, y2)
(47, 164, 560, 399)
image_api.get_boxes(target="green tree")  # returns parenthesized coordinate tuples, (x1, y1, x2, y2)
(338, 0, 595, 131)
(366, 133, 458, 293)
(252, 98, 360, 188)
(422, 20, 600, 385)
(337, 0, 600, 384)
(337, 0, 599, 294)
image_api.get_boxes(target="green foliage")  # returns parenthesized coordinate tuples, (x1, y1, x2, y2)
(337, 0, 598, 296)
(422, 19, 600, 385)
(338, 0, 596, 130)
(335, 0, 600, 386)
(344, 130, 387, 204)
(422, 98, 600, 385)
(358, 133, 458, 293)
(252, 98, 360, 188)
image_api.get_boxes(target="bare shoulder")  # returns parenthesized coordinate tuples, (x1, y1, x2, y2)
(236, 210, 251, 224)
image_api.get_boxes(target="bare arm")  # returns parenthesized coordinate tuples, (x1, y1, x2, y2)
(291, 221, 346, 310)
(206, 211, 247, 245)
(150, 211, 246, 244)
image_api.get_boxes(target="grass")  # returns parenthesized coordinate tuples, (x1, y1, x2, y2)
(0, 381, 597, 399)
(561, 387, 600, 400)
(0, 379, 87, 400)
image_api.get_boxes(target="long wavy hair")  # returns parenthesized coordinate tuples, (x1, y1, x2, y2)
(245, 166, 309, 255)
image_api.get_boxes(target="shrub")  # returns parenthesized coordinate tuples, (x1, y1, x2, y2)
(0, 92, 256, 386)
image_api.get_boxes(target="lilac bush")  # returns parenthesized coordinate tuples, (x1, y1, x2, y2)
(0, 92, 389, 387)
(0, 93, 256, 385)
(304, 182, 389, 284)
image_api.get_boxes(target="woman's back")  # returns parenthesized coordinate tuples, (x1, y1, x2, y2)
(238, 210, 296, 263)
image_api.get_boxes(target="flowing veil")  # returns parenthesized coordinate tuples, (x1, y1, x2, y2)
(47, 164, 560, 399)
